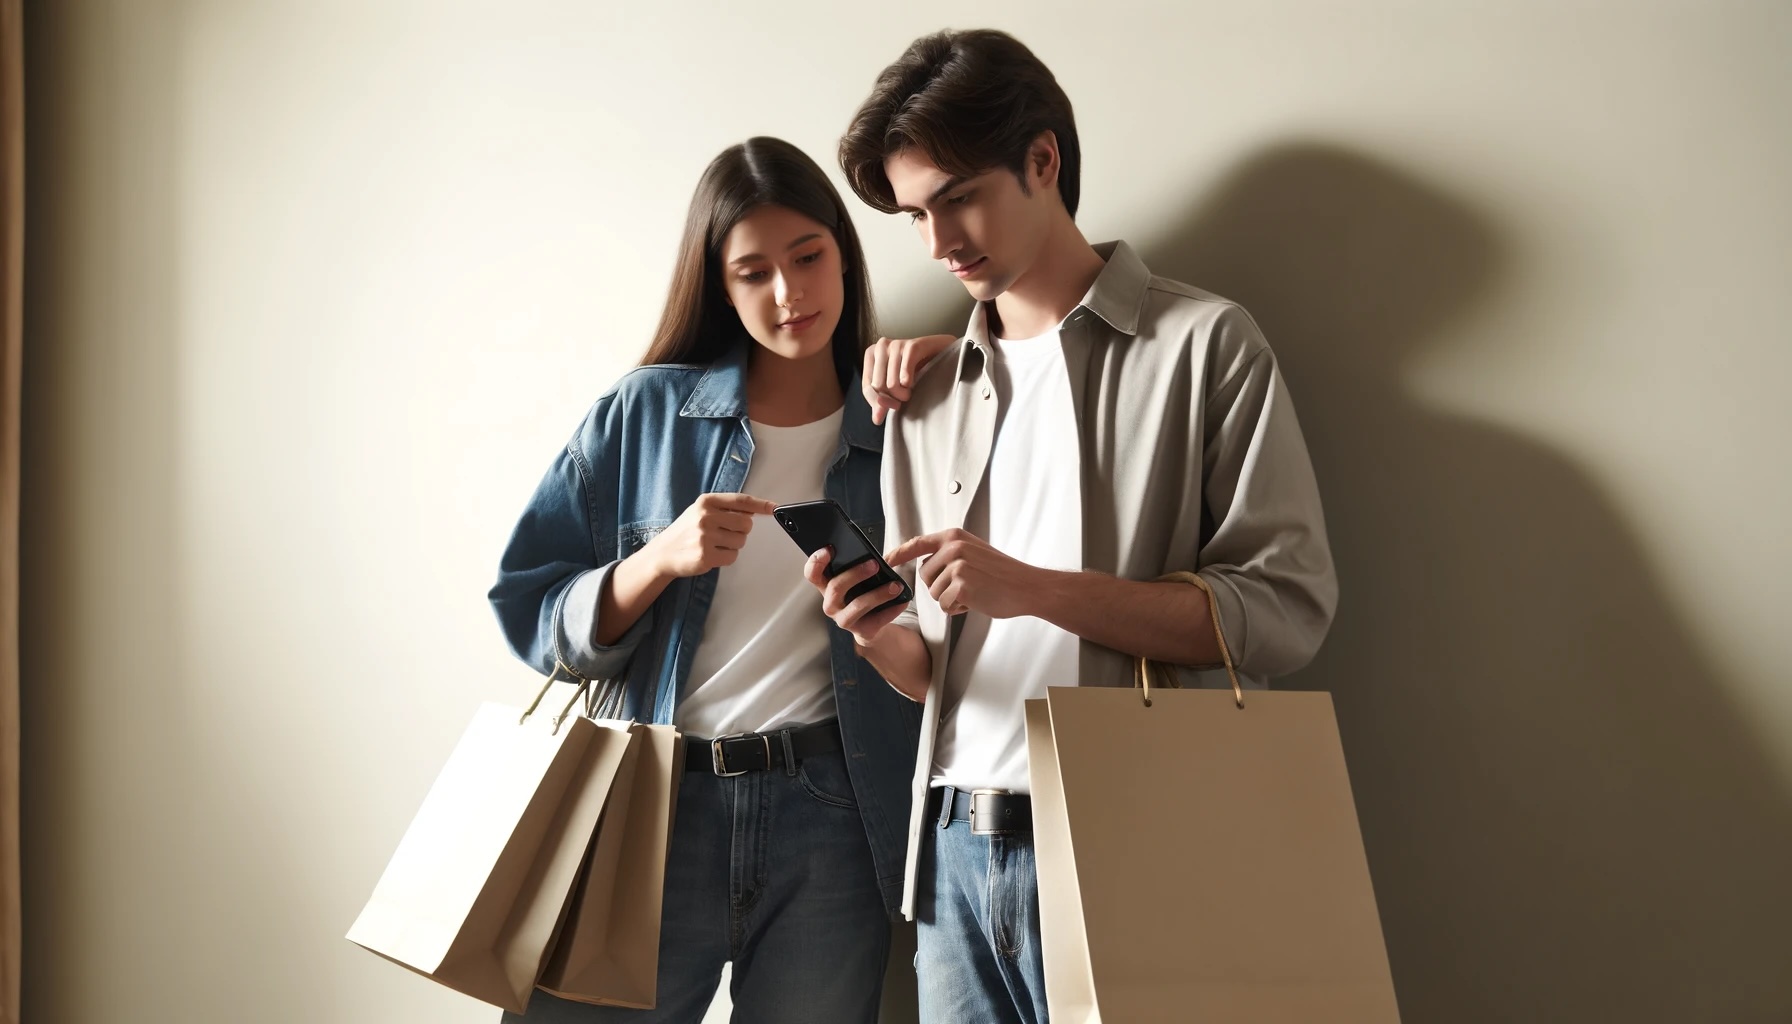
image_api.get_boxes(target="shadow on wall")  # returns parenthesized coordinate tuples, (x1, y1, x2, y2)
(1140, 141, 1792, 1023)
(21, 4, 320, 1022)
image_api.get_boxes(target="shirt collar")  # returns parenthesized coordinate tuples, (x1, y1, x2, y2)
(954, 239, 1150, 377)
(1082, 239, 1149, 336)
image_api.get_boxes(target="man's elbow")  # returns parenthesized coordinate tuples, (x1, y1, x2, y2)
(1248, 580, 1338, 678)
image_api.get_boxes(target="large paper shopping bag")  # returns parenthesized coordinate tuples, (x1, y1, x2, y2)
(348, 682, 634, 1012)
(537, 724, 684, 1008)
(1026, 571, 1399, 1022)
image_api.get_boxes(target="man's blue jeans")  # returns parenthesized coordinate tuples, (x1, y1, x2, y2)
(914, 786, 1049, 1024)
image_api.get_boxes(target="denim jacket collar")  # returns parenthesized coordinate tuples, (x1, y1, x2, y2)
(679, 339, 882, 454)
(679, 341, 750, 419)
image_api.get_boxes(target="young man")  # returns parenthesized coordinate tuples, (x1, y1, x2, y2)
(803, 29, 1338, 1023)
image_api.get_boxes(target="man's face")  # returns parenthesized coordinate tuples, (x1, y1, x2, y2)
(885, 145, 1055, 303)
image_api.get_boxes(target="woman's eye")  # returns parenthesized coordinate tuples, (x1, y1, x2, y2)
(797, 250, 823, 265)
(739, 270, 767, 283)
(908, 211, 926, 224)
(947, 191, 970, 206)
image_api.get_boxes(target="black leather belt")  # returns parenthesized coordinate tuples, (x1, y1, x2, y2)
(928, 786, 1032, 835)
(684, 719, 843, 776)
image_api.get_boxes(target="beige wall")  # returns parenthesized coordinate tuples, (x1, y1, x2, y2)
(22, 2, 1791, 1022)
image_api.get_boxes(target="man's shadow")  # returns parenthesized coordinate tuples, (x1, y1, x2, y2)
(1140, 142, 1792, 1022)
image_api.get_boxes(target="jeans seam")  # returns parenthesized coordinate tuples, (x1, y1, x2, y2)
(728, 777, 745, 958)
(992, 837, 1024, 962)
(754, 772, 772, 903)
(730, 775, 763, 958)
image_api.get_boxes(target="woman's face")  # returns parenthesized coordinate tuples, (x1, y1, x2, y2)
(718, 204, 846, 363)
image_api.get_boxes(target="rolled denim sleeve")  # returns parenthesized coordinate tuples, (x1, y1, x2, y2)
(1196, 308, 1338, 678)
(549, 562, 653, 680)
(489, 412, 651, 682)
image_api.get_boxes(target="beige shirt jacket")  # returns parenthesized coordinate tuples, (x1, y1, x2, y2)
(879, 240, 1339, 918)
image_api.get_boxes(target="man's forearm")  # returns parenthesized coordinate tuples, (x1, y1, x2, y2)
(1026, 569, 1223, 667)
(856, 622, 932, 702)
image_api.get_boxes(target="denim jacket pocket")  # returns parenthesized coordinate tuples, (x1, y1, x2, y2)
(619, 521, 670, 556)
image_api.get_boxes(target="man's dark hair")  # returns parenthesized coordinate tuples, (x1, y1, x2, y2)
(839, 29, 1081, 218)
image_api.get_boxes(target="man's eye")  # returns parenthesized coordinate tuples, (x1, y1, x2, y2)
(947, 192, 970, 205)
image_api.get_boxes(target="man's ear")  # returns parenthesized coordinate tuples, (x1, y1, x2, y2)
(1029, 130, 1062, 194)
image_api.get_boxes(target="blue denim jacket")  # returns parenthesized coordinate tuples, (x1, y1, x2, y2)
(489, 340, 921, 916)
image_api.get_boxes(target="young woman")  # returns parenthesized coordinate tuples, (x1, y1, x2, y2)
(488, 137, 952, 1023)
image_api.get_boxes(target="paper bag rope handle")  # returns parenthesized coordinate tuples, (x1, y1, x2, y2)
(517, 660, 623, 734)
(1135, 571, 1243, 710)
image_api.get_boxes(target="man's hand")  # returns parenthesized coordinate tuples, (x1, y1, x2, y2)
(885, 528, 1046, 619)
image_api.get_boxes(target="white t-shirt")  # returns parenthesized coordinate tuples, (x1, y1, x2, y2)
(932, 330, 1083, 792)
(675, 408, 842, 739)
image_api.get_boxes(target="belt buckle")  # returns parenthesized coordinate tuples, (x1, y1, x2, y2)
(970, 788, 1016, 836)
(710, 733, 771, 777)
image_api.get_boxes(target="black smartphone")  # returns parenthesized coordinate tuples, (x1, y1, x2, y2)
(773, 499, 914, 616)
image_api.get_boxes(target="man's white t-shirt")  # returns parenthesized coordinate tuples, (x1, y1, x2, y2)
(676, 408, 842, 739)
(932, 331, 1083, 793)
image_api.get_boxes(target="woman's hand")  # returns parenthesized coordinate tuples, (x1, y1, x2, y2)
(863, 334, 959, 425)
(640, 492, 779, 579)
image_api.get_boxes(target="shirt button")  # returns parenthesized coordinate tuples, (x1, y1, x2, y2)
(949, 480, 962, 494)
(980, 386, 992, 399)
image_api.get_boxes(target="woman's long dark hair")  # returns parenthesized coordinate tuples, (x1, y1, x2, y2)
(640, 137, 876, 386)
